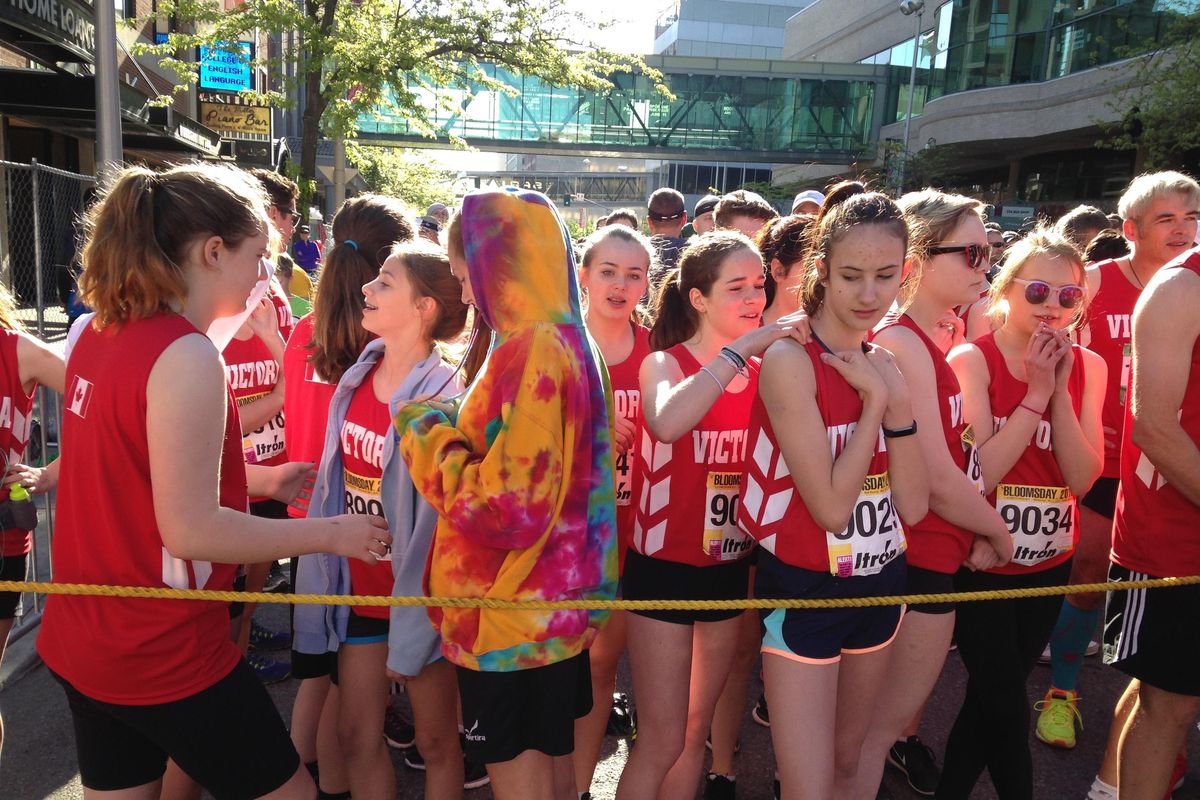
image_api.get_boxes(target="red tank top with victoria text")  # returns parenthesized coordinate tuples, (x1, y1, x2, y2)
(0, 331, 37, 557)
(1113, 250, 1200, 577)
(38, 314, 244, 704)
(607, 324, 651, 572)
(224, 333, 287, 502)
(975, 333, 1085, 575)
(738, 340, 904, 575)
(631, 343, 758, 567)
(1084, 259, 1142, 478)
(283, 315, 337, 518)
(873, 312, 981, 574)
(341, 363, 394, 619)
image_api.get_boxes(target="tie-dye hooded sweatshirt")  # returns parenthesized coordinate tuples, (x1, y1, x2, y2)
(395, 188, 618, 672)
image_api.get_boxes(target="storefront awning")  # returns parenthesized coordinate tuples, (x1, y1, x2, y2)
(0, 68, 223, 157)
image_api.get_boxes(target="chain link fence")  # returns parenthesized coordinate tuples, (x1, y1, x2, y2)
(0, 159, 92, 637)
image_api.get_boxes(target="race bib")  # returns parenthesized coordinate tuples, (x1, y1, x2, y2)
(702, 471, 752, 562)
(962, 424, 985, 495)
(345, 468, 388, 559)
(615, 446, 633, 507)
(238, 391, 286, 464)
(996, 484, 1075, 566)
(826, 473, 905, 577)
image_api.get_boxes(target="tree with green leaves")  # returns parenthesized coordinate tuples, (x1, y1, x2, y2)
(344, 142, 454, 211)
(135, 0, 664, 202)
(1101, 3, 1200, 170)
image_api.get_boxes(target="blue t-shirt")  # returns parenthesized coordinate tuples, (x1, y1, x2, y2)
(293, 239, 321, 272)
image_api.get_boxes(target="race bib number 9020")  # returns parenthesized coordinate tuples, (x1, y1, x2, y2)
(826, 473, 905, 577)
(703, 471, 753, 562)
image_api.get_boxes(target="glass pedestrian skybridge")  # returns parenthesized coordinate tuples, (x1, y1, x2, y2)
(356, 56, 891, 164)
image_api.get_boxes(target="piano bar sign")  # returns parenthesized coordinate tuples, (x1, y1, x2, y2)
(200, 100, 270, 137)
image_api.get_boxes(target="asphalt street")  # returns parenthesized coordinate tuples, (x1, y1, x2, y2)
(4, 600, 1200, 800)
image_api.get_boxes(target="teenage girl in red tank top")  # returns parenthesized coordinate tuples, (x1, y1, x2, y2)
(739, 189, 929, 799)
(939, 228, 1105, 798)
(36, 164, 390, 800)
(281, 195, 409, 790)
(572, 224, 653, 797)
(855, 190, 1014, 795)
(615, 232, 807, 800)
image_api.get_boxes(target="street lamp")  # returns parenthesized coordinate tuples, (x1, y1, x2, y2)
(897, 0, 925, 194)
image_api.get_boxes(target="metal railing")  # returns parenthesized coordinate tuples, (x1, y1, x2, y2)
(0, 159, 91, 634)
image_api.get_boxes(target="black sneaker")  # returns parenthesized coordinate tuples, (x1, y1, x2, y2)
(703, 773, 736, 800)
(246, 652, 291, 684)
(751, 694, 770, 727)
(264, 561, 290, 593)
(463, 755, 490, 790)
(607, 692, 636, 738)
(248, 619, 292, 651)
(384, 705, 415, 749)
(887, 735, 939, 797)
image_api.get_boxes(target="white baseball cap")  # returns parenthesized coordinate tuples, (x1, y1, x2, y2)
(791, 190, 826, 213)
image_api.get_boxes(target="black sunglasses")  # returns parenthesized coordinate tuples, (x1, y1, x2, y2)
(928, 243, 989, 271)
(278, 205, 302, 228)
(1012, 278, 1085, 309)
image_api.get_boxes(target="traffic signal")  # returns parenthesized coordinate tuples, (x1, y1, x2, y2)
(563, 194, 572, 206)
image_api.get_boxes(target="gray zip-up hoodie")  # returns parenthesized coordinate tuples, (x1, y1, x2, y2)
(293, 340, 459, 676)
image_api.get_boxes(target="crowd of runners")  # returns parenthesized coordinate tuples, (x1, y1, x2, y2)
(0, 162, 1197, 800)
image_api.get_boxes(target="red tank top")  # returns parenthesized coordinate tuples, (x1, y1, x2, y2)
(283, 315, 337, 518)
(974, 333, 1086, 575)
(1084, 259, 1141, 478)
(39, 314, 244, 704)
(632, 343, 758, 567)
(270, 280, 295, 343)
(606, 324, 651, 572)
(874, 313, 980, 573)
(739, 340, 904, 574)
(341, 363, 394, 619)
(1113, 251, 1200, 577)
(0, 331, 37, 557)
(224, 333, 287, 503)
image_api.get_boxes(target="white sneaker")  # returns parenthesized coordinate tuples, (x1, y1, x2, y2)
(1038, 640, 1099, 664)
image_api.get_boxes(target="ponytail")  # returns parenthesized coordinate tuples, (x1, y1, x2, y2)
(309, 194, 413, 383)
(79, 164, 269, 328)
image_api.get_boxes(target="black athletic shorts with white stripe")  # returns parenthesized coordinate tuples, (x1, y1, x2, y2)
(1103, 563, 1200, 696)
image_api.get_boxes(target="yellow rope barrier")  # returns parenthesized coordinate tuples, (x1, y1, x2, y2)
(3, 575, 1200, 611)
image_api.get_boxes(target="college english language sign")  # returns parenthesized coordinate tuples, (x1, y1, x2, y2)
(200, 99, 271, 138)
(198, 41, 253, 92)
(2, 0, 95, 62)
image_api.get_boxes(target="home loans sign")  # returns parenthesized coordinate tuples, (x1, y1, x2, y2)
(2, 0, 96, 62)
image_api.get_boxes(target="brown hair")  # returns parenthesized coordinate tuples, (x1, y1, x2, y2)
(309, 194, 413, 383)
(801, 189, 913, 317)
(1056, 205, 1112, 251)
(446, 212, 493, 386)
(714, 190, 779, 230)
(988, 226, 1087, 328)
(387, 241, 469, 343)
(1083, 228, 1130, 263)
(756, 214, 815, 308)
(579, 225, 656, 325)
(817, 180, 869, 222)
(249, 168, 299, 210)
(649, 231, 758, 351)
(79, 164, 269, 328)
(606, 209, 640, 229)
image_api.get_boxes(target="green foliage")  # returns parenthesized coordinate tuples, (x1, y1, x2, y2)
(132, 0, 668, 185)
(1100, 4, 1200, 169)
(344, 143, 454, 211)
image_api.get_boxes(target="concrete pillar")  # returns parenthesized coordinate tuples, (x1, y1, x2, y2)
(1006, 158, 1022, 200)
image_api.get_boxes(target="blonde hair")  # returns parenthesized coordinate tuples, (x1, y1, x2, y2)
(898, 189, 985, 258)
(1118, 171, 1200, 222)
(79, 164, 270, 328)
(987, 226, 1087, 328)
